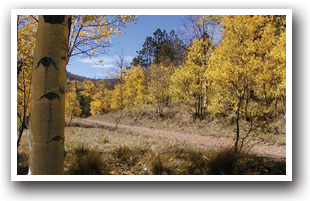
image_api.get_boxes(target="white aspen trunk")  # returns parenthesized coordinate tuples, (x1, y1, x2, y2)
(29, 15, 71, 175)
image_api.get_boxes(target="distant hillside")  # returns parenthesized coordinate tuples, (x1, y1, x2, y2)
(66, 71, 92, 81)
(66, 71, 120, 90)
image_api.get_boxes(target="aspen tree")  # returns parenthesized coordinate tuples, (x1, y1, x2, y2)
(148, 64, 175, 117)
(29, 15, 71, 175)
(170, 38, 214, 117)
(209, 15, 286, 152)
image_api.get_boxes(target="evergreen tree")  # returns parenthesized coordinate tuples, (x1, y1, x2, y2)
(132, 28, 185, 68)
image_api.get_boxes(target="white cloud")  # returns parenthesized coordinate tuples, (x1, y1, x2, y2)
(90, 64, 115, 68)
(79, 57, 96, 64)
(77, 55, 134, 68)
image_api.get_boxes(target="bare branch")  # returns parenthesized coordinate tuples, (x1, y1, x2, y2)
(238, 113, 254, 154)
(31, 15, 39, 22)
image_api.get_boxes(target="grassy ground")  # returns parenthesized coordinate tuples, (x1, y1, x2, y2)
(17, 125, 286, 175)
(89, 104, 286, 146)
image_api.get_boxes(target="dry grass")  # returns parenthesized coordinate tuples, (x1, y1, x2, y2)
(67, 146, 105, 175)
(17, 118, 286, 175)
(89, 104, 286, 146)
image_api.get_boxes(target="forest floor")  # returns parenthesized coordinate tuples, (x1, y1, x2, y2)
(70, 116, 286, 159)
(18, 110, 286, 175)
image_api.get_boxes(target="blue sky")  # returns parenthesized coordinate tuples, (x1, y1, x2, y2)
(67, 15, 183, 79)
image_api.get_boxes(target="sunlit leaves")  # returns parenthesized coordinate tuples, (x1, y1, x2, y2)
(89, 83, 111, 115)
(86, 65, 148, 113)
(170, 37, 214, 116)
(210, 15, 286, 120)
(17, 15, 37, 132)
(65, 83, 82, 117)
(147, 64, 176, 116)
(121, 66, 147, 108)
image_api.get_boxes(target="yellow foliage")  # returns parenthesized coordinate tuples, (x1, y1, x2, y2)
(209, 15, 286, 117)
(121, 66, 147, 108)
(110, 84, 124, 110)
(17, 15, 37, 131)
(170, 37, 214, 115)
(65, 84, 82, 117)
(147, 64, 176, 115)
(78, 80, 111, 115)
(90, 86, 111, 115)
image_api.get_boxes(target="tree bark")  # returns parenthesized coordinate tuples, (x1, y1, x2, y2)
(234, 96, 243, 153)
(29, 15, 71, 175)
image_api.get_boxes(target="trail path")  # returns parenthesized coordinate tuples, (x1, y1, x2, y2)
(71, 117, 286, 159)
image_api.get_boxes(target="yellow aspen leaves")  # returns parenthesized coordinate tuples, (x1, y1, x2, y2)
(17, 15, 37, 135)
(148, 64, 176, 116)
(170, 37, 214, 116)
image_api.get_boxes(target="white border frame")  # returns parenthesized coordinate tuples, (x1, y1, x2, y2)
(11, 9, 292, 181)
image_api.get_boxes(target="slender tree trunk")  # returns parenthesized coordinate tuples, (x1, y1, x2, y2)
(234, 103, 240, 153)
(234, 97, 243, 153)
(68, 104, 75, 127)
(68, 79, 78, 126)
(29, 15, 71, 175)
(17, 70, 28, 149)
(17, 115, 26, 148)
(280, 93, 286, 116)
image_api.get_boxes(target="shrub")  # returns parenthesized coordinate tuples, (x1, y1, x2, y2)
(183, 150, 209, 175)
(146, 151, 173, 175)
(67, 146, 106, 175)
(207, 148, 240, 175)
(206, 148, 286, 175)
(111, 145, 147, 167)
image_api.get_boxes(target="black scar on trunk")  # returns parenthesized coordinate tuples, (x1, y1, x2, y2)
(46, 135, 64, 143)
(36, 57, 59, 71)
(39, 92, 60, 100)
(43, 15, 65, 24)
(59, 87, 65, 94)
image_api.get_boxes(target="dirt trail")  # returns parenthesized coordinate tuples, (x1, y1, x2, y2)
(70, 117, 286, 159)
